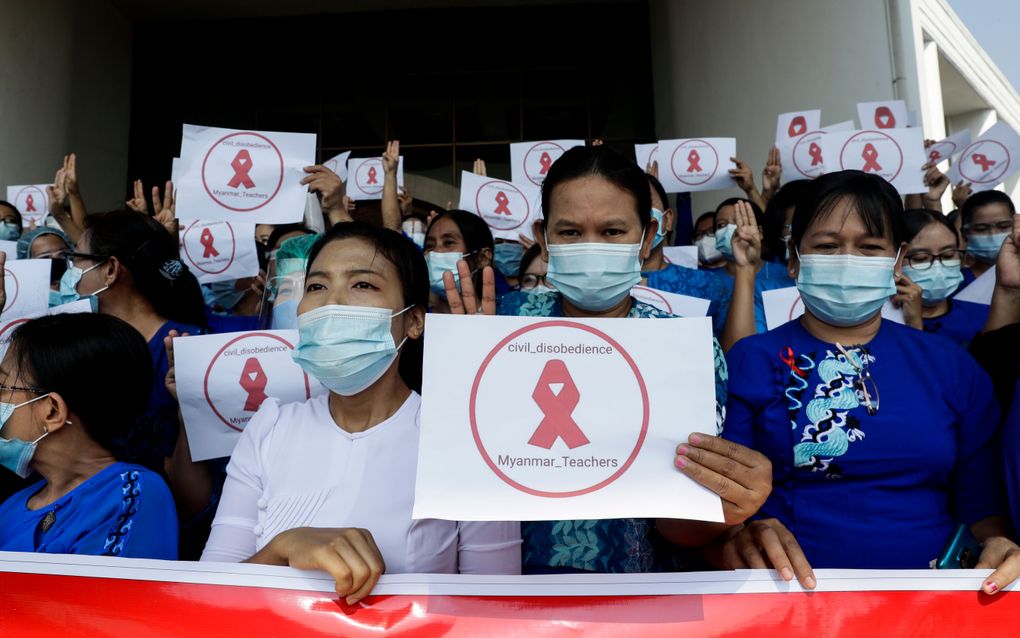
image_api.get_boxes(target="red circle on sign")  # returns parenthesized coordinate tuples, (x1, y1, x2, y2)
(3, 268, 19, 314)
(201, 132, 285, 212)
(632, 287, 673, 314)
(469, 320, 650, 498)
(354, 159, 385, 196)
(838, 131, 904, 181)
(958, 140, 1010, 184)
(202, 332, 312, 432)
(670, 140, 719, 186)
(791, 131, 827, 178)
(929, 140, 958, 162)
(182, 221, 238, 275)
(14, 186, 47, 226)
(475, 180, 531, 231)
(788, 295, 804, 322)
(523, 142, 566, 186)
(0, 318, 30, 341)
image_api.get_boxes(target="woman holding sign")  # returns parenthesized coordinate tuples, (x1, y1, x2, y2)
(722, 170, 1020, 594)
(448, 145, 774, 575)
(201, 222, 521, 603)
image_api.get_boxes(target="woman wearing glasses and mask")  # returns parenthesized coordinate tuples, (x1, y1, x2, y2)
(960, 191, 1016, 284)
(721, 170, 1020, 594)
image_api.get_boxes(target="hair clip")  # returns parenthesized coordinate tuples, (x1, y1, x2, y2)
(159, 259, 186, 281)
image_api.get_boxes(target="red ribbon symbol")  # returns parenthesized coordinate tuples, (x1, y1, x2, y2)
(494, 191, 512, 216)
(239, 357, 269, 412)
(928, 149, 942, 162)
(24, 195, 36, 212)
(367, 166, 378, 185)
(528, 359, 588, 450)
(861, 143, 882, 172)
(788, 115, 807, 138)
(200, 228, 220, 258)
(687, 149, 702, 172)
(780, 347, 808, 379)
(538, 152, 553, 175)
(874, 106, 896, 129)
(808, 143, 823, 166)
(227, 150, 255, 189)
(972, 153, 997, 172)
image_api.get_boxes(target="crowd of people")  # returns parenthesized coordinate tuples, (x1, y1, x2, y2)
(2, 132, 1020, 603)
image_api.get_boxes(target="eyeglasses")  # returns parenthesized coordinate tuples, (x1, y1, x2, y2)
(836, 343, 879, 416)
(963, 220, 1013, 234)
(0, 382, 46, 396)
(64, 252, 108, 270)
(904, 250, 964, 271)
(520, 274, 548, 290)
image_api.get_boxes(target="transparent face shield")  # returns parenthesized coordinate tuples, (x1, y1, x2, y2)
(259, 257, 307, 330)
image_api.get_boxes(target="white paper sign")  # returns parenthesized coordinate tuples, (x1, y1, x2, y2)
(946, 122, 1020, 192)
(345, 156, 404, 201)
(762, 286, 904, 331)
(658, 138, 737, 193)
(634, 143, 659, 173)
(0, 241, 19, 261)
(775, 110, 821, 145)
(820, 127, 927, 194)
(175, 330, 327, 462)
(178, 220, 259, 284)
(175, 124, 316, 224)
(662, 245, 699, 269)
(954, 268, 995, 305)
(0, 298, 94, 360)
(630, 286, 710, 318)
(778, 121, 855, 183)
(5, 185, 49, 228)
(856, 100, 909, 130)
(414, 314, 724, 522)
(47, 299, 94, 315)
(926, 129, 971, 166)
(1, 260, 50, 321)
(510, 140, 585, 187)
(323, 151, 352, 182)
(457, 172, 541, 241)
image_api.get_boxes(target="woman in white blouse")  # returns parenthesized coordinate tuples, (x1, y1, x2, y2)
(196, 222, 521, 603)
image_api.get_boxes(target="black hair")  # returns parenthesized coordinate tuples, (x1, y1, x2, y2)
(961, 190, 1016, 228)
(540, 145, 651, 228)
(9, 314, 152, 461)
(763, 180, 811, 263)
(712, 197, 764, 227)
(0, 200, 23, 227)
(694, 211, 715, 230)
(517, 243, 544, 281)
(85, 211, 207, 328)
(425, 209, 495, 293)
(791, 170, 905, 251)
(902, 208, 960, 246)
(946, 209, 961, 228)
(268, 224, 315, 252)
(304, 221, 428, 393)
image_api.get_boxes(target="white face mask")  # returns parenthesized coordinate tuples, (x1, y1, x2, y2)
(696, 235, 722, 264)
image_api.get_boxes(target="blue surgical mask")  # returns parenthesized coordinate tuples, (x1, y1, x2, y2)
(696, 235, 722, 264)
(966, 232, 1009, 264)
(48, 290, 62, 308)
(715, 224, 737, 260)
(0, 222, 20, 241)
(796, 251, 897, 327)
(292, 304, 411, 396)
(426, 251, 472, 298)
(545, 235, 643, 312)
(0, 394, 51, 479)
(493, 242, 525, 278)
(57, 260, 109, 305)
(903, 260, 964, 305)
(650, 208, 667, 249)
(202, 280, 245, 312)
(271, 299, 300, 330)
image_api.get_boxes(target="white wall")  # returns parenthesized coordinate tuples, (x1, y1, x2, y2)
(0, 0, 132, 212)
(649, 0, 909, 216)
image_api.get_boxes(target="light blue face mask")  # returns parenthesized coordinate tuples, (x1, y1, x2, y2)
(426, 250, 473, 298)
(650, 208, 667, 249)
(796, 251, 897, 327)
(966, 232, 1009, 264)
(202, 280, 246, 312)
(292, 304, 411, 396)
(271, 299, 300, 330)
(903, 260, 964, 305)
(545, 234, 643, 312)
(0, 222, 21, 241)
(48, 290, 62, 308)
(57, 260, 109, 306)
(715, 224, 737, 260)
(493, 242, 525, 278)
(0, 394, 51, 479)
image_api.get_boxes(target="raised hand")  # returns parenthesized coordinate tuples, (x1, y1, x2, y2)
(994, 213, 1020, 292)
(473, 158, 487, 176)
(398, 187, 413, 218)
(921, 161, 950, 211)
(443, 260, 496, 315)
(162, 329, 192, 401)
(302, 165, 344, 213)
(952, 181, 973, 210)
(728, 157, 757, 195)
(64, 154, 80, 197)
(731, 200, 762, 268)
(893, 271, 924, 329)
(761, 146, 782, 200)
(382, 140, 400, 175)
(646, 159, 659, 178)
(152, 181, 177, 236)
(126, 179, 150, 214)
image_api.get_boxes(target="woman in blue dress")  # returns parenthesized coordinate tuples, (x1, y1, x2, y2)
(0, 313, 177, 559)
(721, 170, 1020, 594)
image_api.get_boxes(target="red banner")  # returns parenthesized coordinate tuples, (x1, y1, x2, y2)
(0, 554, 1016, 637)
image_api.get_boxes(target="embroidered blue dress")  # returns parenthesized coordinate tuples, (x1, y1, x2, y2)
(921, 299, 989, 348)
(0, 462, 178, 559)
(498, 290, 728, 573)
(723, 319, 1002, 569)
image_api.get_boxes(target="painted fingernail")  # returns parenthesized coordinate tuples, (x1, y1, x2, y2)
(677, 445, 689, 456)
(985, 581, 998, 594)
(780, 567, 793, 581)
(689, 433, 702, 445)
(674, 456, 687, 469)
